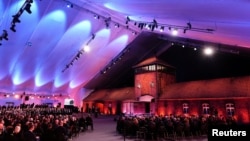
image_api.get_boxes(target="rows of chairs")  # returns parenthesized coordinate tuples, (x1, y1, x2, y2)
(134, 125, 205, 141)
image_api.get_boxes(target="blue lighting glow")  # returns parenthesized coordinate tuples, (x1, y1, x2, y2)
(34, 10, 66, 87)
(104, 3, 127, 13)
(12, 70, 25, 85)
(104, 34, 129, 52)
(69, 33, 128, 89)
(12, 62, 34, 86)
(55, 20, 92, 88)
(69, 28, 111, 89)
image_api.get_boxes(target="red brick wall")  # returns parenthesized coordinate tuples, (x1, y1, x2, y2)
(135, 72, 176, 97)
(158, 99, 250, 123)
(135, 73, 156, 97)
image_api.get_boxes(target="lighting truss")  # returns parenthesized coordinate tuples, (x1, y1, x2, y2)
(62, 34, 96, 73)
(127, 18, 215, 34)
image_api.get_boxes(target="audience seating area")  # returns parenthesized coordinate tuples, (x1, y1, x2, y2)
(0, 104, 241, 141)
(0, 104, 93, 141)
(116, 114, 238, 140)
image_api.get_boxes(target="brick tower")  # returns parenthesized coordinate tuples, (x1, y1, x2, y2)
(133, 57, 176, 115)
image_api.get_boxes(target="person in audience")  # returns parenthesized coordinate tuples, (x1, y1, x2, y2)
(4, 126, 15, 141)
(41, 123, 55, 141)
(86, 114, 93, 130)
(22, 122, 37, 141)
(0, 104, 94, 141)
(54, 120, 68, 141)
(13, 125, 23, 141)
(0, 123, 5, 141)
(78, 115, 86, 132)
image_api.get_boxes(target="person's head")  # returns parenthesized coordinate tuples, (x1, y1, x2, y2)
(0, 123, 4, 134)
(59, 120, 64, 126)
(14, 125, 21, 133)
(47, 123, 53, 129)
(27, 122, 35, 132)
(54, 119, 59, 125)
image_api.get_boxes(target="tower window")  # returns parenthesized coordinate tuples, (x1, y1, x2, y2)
(202, 103, 210, 115)
(225, 103, 235, 116)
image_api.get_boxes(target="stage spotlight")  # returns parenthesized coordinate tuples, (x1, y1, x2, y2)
(24, 3, 32, 14)
(83, 45, 90, 52)
(114, 23, 120, 28)
(12, 15, 21, 23)
(67, 3, 73, 8)
(204, 47, 214, 56)
(132, 31, 137, 35)
(104, 17, 111, 28)
(183, 29, 187, 34)
(160, 26, 164, 32)
(10, 24, 16, 32)
(126, 16, 130, 24)
(187, 22, 192, 29)
(153, 19, 158, 28)
(2, 30, 8, 40)
(172, 29, 178, 36)
(94, 15, 100, 19)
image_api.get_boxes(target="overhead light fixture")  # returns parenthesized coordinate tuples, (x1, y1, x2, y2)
(187, 22, 192, 29)
(126, 16, 130, 24)
(132, 31, 137, 35)
(104, 17, 111, 29)
(146, 24, 151, 30)
(2, 30, 8, 40)
(171, 29, 178, 36)
(100, 46, 130, 75)
(12, 14, 21, 23)
(67, 3, 73, 8)
(160, 26, 164, 32)
(183, 22, 192, 34)
(105, 22, 109, 28)
(94, 15, 100, 19)
(203, 47, 214, 56)
(131, 18, 214, 34)
(138, 23, 144, 30)
(183, 28, 187, 34)
(114, 23, 120, 28)
(62, 33, 96, 72)
(8, 0, 33, 34)
(151, 25, 156, 31)
(153, 19, 158, 28)
(10, 24, 16, 32)
(83, 45, 90, 52)
(24, 3, 32, 14)
(91, 33, 95, 39)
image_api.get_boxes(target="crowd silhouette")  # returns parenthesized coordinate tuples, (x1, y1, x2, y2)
(116, 114, 238, 140)
(0, 104, 93, 141)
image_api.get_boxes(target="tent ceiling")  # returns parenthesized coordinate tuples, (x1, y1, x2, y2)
(1, 0, 250, 95)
